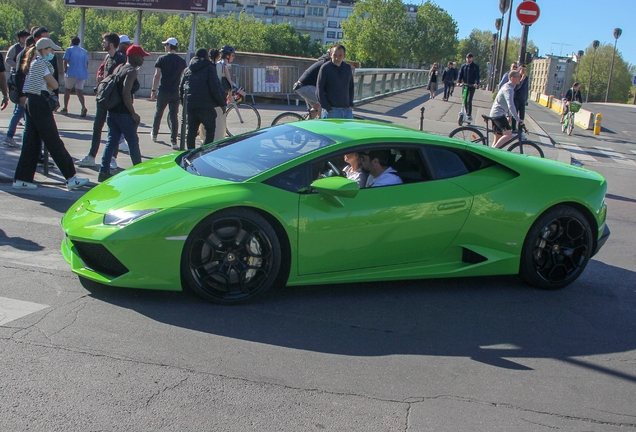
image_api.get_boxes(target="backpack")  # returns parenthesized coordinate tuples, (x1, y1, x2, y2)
(7, 69, 21, 104)
(95, 64, 132, 110)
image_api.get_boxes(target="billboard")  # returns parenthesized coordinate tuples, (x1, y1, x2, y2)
(65, 0, 213, 13)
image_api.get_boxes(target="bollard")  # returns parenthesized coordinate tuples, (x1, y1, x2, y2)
(419, 106, 425, 131)
(594, 113, 602, 135)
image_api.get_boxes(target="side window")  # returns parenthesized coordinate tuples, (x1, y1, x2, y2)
(263, 164, 310, 193)
(422, 146, 493, 180)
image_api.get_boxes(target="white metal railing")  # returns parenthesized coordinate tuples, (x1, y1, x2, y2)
(354, 68, 429, 103)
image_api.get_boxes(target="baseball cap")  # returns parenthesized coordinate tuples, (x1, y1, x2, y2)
(162, 37, 178, 46)
(35, 38, 61, 51)
(119, 35, 131, 44)
(126, 44, 150, 57)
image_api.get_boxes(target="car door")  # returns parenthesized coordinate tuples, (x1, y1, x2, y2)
(297, 149, 474, 276)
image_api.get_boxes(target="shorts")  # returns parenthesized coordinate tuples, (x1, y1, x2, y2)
(64, 76, 86, 91)
(491, 115, 511, 134)
(295, 84, 318, 106)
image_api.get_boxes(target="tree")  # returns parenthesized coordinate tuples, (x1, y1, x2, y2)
(1, 0, 62, 41)
(577, 42, 632, 103)
(0, 5, 25, 48)
(341, 0, 409, 67)
(406, 1, 458, 68)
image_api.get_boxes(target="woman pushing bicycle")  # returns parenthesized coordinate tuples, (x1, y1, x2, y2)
(489, 70, 523, 149)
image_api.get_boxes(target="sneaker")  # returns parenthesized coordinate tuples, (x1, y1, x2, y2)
(66, 176, 89, 190)
(466, 115, 473, 123)
(110, 157, 118, 170)
(75, 154, 96, 167)
(98, 171, 113, 183)
(80, 107, 88, 117)
(59, 108, 68, 114)
(12, 180, 37, 190)
(119, 137, 129, 152)
(3, 137, 20, 147)
(151, 133, 158, 142)
(171, 142, 179, 150)
(520, 132, 528, 140)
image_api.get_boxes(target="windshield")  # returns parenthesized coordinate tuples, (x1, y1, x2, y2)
(181, 125, 336, 182)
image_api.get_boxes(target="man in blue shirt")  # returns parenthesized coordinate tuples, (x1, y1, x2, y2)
(61, 36, 89, 117)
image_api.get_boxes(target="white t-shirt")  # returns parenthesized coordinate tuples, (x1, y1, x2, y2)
(365, 167, 402, 188)
(343, 165, 368, 188)
(23, 55, 53, 95)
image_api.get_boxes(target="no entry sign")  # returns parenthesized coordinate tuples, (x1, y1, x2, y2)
(516, 1, 540, 26)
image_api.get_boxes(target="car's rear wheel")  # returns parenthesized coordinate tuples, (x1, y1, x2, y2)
(182, 209, 282, 304)
(519, 205, 593, 290)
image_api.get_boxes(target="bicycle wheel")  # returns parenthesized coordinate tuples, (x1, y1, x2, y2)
(226, 103, 261, 137)
(271, 112, 304, 126)
(353, 114, 365, 120)
(567, 116, 574, 135)
(449, 126, 486, 144)
(561, 119, 567, 133)
(507, 140, 545, 158)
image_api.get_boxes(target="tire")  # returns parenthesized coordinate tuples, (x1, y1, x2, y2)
(457, 112, 464, 126)
(519, 205, 593, 290)
(353, 114, 365, 120)
(449, 126, 485, 144)
(561, 120, 567, 133)
(271, 112, 304, 126)
(181, 208, 284, 304)
(226, 103, 261, 137)
(507, 140, 545, 158)
(567, 117, 574, 135)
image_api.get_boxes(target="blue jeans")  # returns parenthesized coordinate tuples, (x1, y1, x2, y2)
(326, 108, 353, 119)
(100, 112, 142, 175)
(6, 103, 25, 138)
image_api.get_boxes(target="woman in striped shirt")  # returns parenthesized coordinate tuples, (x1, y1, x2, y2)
(13, 38, 88, 190)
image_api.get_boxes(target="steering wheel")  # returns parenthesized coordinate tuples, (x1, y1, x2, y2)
(327, 161, 344, 178)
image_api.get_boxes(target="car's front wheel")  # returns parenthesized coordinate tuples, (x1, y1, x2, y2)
(519, 205, 593, 290)
(182, 209, 283, 304)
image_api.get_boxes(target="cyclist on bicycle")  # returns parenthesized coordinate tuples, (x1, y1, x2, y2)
(293, 49, 331, 119)
(489, 70, 523, 149)
(560, 82, 583, 124)
(456, 53, 480, 123)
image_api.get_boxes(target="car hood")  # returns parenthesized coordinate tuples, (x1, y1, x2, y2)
(79, 154, 234, 214)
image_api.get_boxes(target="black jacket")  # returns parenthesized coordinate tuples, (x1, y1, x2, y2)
(457, 61, 480, 86)
(316, 61, 354, 112)
(180, 57, 227, 111)
(298, 53, 330, 86)
(564, 88, 582, 103)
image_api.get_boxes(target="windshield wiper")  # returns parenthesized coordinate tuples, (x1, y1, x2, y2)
(182, 156, 201, 176)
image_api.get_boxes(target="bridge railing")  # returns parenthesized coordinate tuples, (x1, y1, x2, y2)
(354, 68, 429, 103)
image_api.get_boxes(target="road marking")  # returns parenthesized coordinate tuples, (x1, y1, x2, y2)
(0, 249, 68, 271)
(0, 296, 49, 325)
(558, 142, 598, 161)
(594, 146, 636, 166)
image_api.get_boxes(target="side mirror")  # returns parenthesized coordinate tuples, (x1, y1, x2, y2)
(310, 176, 359, 207)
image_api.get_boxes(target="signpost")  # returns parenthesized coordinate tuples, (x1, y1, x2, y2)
(517, 1, 540, 67)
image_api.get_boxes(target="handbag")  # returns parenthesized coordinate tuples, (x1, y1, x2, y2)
(42, 91, 59, 111)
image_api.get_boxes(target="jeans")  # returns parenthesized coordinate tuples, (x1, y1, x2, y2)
(6, 103, 25, 138)
(443, 82, 453, 99)
(100, 112, 141, 175)
(465, 86, 476, 117)
(326, 108, 353, 119)
(152, 90, 180, 143)
(187, 108, 217, 149)
(15, 94, 76, 183)
(90, 104, 118, 159)
(511, 99, 526, 132)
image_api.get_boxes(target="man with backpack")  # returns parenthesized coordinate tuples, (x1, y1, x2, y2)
(76, 33, 126, 167)
(4, 30, 33, 147)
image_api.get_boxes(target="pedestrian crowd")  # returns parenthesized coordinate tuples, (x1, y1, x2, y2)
(2, 27, 238, 189)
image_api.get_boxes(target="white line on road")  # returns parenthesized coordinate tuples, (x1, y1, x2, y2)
(0, 296, 49, 325)
(594, 146, 636, 166)
(557, 142, 598, 161)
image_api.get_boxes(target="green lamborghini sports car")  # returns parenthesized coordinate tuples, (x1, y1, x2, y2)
(61, 120, 609, 304)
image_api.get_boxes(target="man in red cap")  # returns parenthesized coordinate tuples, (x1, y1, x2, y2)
(98, 45, 150, 182)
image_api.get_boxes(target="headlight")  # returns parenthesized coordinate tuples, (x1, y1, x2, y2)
(104, 209, 160, 226)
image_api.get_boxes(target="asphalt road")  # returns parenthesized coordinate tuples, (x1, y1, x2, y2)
(1, 94, 635, 431)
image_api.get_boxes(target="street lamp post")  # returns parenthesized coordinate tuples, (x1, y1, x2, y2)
(575, 49, 584, 82)
(586, 40, 600, 103)
(605, 28, 622, 103)
(498, 0, 513, 85)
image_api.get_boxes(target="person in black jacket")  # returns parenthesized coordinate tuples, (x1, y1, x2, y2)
(179, 48, 227, 149)
(456, 53, 480, 122)
(441, 61, 457, 101)
(316, 44, 354, 119)
(560, 82, 583, 124)
(293, 50, 331, 118)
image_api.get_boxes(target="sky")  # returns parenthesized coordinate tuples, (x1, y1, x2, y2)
(436, 0, 635, 67)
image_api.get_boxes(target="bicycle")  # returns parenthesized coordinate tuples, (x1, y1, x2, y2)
(449, 114, 545, 158)
(561, 101, 581, 136)
(225, 92, 261, 137)
(271, 105, 365, 126)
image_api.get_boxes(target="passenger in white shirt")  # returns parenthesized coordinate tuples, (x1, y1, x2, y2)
(358, 149, 403, 188)
(342, 152, 367, 188)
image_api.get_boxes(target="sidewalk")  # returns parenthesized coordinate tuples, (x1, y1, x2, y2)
(0, 88, 568, 188)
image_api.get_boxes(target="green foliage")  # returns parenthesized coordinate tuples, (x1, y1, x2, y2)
(341, 0, 409, 67)
(577, 42, 632, 103)
(407, 1, 458, 67)
(456, 29, 492, 81)
(0, 5, 25, 49)
(0, 0, 62, 42)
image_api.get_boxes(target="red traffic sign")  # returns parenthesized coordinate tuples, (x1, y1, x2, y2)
(516, 1, 540, 26)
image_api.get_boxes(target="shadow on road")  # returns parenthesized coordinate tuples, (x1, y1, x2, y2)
(80, 258, 636, 380)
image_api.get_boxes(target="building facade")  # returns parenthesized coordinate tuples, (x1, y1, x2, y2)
(530, 55, 576, 98)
